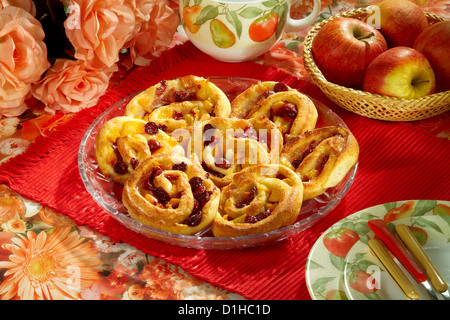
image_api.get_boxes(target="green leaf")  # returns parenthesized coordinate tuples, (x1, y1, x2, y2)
(195, 5, 219, 25)
(307, 259, 324, 270)
(358, 259, 377, 272)
(340, 221, 356, 232)
(412, 200, 437, 216)
(354, 221, 371, 236)
(184, 0, 191, 7)
(359, 234, 370, 245)
(415, 217, 443, 234)
(439, 215, 450, 228)
(360, 211, 378, 221)
(262, 0, 278, 7)
(355, 252, 366, 260)
(329, 253, 345, 271)
(194, 0, 202, 5)
(275, 3, 288, 38)
(311, 276, 335, 294)
(285, 40, 300, 52)
(239, 7, 263, 19)
(383, 202, 397, 212)
(364, 292, 381, 300)
(226, 10, 242, 38)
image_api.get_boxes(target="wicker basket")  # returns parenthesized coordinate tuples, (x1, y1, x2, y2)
(303, 6, 450, 121)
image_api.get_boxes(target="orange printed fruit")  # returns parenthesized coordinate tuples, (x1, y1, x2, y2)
(383, 201, 415, 223)
(433, 203, 450, 216)
(409, 226, 428, 245)
(325, 289, 348, 300)
(348, 270, 378, 294)
(249, 12, 278, 42)
(183, 5, 202, 34)
(210, 19, 236, 48)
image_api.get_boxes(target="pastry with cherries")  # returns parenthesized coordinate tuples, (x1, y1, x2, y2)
(231, 81, 318, 141)
(188, 116, 283, 187)
(95, 116, 178, 184)
(211, 164, 303, 237)
(125, 75, 231, 129)
(280, 125, 359, 200)
(122, 154, 220, 235)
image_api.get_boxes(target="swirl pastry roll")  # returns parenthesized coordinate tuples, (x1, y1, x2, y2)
(211, 164, 303, 237)
(95, 116, 178, 184)
(122, 154, 220, 235)
(231, 81, 318, 141)
(280, 125, 359, 200)
(230, 81, 296, 119)
(189, 116, 283, 187)
(125, 75, 231, 128)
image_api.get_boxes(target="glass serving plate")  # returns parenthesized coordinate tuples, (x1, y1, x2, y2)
(78, 77, 358, 250)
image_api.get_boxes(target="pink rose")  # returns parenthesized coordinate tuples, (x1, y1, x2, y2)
(0, 0, 36, 16)
(0, 7, 50, 117)
(122, 0, 179, 68)
(64, 0, 136, 69)
(31, 59, 112, 114)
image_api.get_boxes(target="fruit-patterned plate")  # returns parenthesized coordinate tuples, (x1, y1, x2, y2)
(305, 200, 450, 300)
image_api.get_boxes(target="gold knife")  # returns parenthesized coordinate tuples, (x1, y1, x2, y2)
(368, 238, 420, 300)
(396, 224, 450, 300)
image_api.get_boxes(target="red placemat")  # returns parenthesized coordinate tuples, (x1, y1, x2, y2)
(0, 42, 449, 300)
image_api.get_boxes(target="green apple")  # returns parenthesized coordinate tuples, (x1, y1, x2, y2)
(363, 47, 436, 99)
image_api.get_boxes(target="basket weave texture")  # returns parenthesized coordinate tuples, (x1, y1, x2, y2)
(303, 6, 450, 121)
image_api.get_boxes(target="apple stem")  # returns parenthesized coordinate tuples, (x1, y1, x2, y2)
(411, 79, 430, 86)
(356, 32, 374, 41)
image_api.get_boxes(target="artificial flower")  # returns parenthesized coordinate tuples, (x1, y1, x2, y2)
(0, 191, 26, 224)
(124, 284, 145, 300)
(0, 6, 50, 116)
(38, 206, 76, 228)
(0, 0, 36, 16)
(0, 227, 101, 300)
(31, 59, 112, 114)
(1, 218, 27, 233)
(64, 0, 136, 69)
(0, 137, 30, 157)
(0, 117, 19, 138)
(122, 0, 179, 68)
(80, 278, 126, 300)
(0, 232, 14, 262)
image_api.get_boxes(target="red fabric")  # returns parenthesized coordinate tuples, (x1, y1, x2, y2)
(0, 42, 449, 300)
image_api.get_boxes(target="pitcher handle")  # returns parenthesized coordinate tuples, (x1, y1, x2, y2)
(285, 0, 321, 33)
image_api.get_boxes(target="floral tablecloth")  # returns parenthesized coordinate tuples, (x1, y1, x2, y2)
(0, 0, 449, 300)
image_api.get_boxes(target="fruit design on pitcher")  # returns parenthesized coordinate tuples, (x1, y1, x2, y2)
(249, 12, 279, 42)
(182, 0, 288, 48)
(210, 19, 236, 48)
(183, 5, 202, 34)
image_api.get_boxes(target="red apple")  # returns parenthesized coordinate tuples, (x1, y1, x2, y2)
(312, 17, 387, 88)
(378, 0, 429, 48)
(414, 21, 450, 92)
(363, 47, 436, 99)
